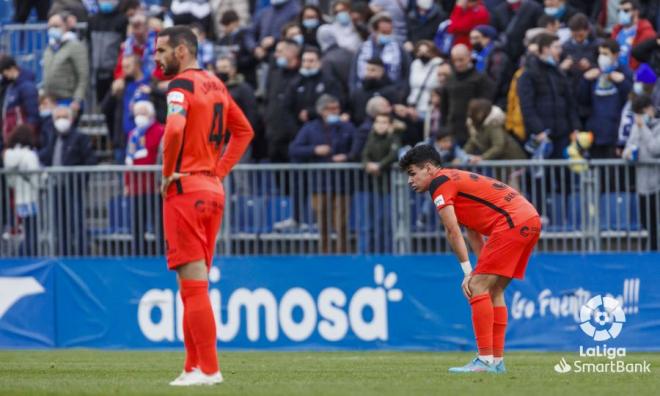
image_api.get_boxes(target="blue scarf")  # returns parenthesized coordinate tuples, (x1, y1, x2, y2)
(125, 125, 149, 165)
(473, 43, 494, 73)
(123, 30, 158, 77)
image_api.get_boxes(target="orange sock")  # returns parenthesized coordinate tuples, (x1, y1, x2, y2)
(180, 280, 219, 374)
(493, 306, 508, 358)
(469, 292, 494, 356)
(182, 311, 199, 372)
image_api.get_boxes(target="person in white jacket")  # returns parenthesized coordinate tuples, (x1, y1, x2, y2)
(2, 124, 41, 255)
(407, 40, 443, 118)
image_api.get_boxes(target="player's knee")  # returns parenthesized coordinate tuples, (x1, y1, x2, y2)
(176, 260, 208, 280)
(469, 275, 491, 295)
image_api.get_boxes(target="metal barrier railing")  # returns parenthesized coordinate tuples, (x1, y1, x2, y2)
(1, 160, 658, 258)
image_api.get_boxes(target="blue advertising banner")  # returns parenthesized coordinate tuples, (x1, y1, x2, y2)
(0, 254, 658, 351)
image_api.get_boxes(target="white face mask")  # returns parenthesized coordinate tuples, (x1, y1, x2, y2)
(417, 0, 433, 10)
(633, 82, 645, 95)
(134, 115, 152, 129)
(54, 118, 72, 134)
(597, 54, 613, 71)
(506, 0, 520, 4)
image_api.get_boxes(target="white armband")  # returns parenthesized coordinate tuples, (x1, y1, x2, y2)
(460, 260, 472, 276)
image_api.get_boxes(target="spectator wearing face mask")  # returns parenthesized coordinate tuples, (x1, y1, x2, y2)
(406, 41, 443, 120)
(288, 94, 357, 254)
(618, 63, 657, 149)
(123, 100, 164, 255)
(317, 24, 354, 102)
(622, 94, 660, 250)
(217, 10, 258, 87)
(578, 39, 633, 158)
(210, 0, 251, 39)
(42, 12, 89, 117)
(286, 47, 344, 127)
(405, 0, 447, 52)
(247, 0, 302, 63)
(369, 0, 410, 44)
(329, 0, 363, 53)
(38, 105, 97, 256)
(470, 24, 513, 110)
(215, 56, 258, 134)
(350, 57, 404, 126)
(299, 5, 325, 49)
(631, 34, 660, 97)
(0, 56, 39, 145)
(351, 12, 411, 93)
(542, 0, 578, 26)
(611, 0, 656, 70)
(265, 39, 302, 162)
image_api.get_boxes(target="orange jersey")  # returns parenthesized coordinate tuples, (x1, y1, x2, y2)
(430, 168, 539, 236)
(163, 68, 254, 195)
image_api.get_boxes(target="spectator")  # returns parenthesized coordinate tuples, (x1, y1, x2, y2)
(12, 0, 50, 22)
(518, 33, 581, 158)
(288, 95, 356, 253)
(623, 95, 660, 250)
(369, 0, 410, 44)
(215, 56, 259, 133)
(191, 23, 215, 70)
(217, 10, 258, 87)
(300, 5, 325, 49)
(578, 39, 633, 158)
(39, 105, 97, 256)
(464, 98, 527, 162)
(611, 0, 656, 70)
(405, 0, 447, 51)
(592, 0, 624, 34)
(264, 40, 301, 162)
(542, 0, 578, 25)
(87, 0, 127, 104)
(428, 127, 470, 165)
(407, 40, 443, 119)
(286, 47, 344, 127)
(631, 35, 660, 85)
(360, 113, 401, 253)
(247, 0, 302, 61)
(441, 44, 495, 145)
(561, 13, 599, 121)
(211, 0, 251, 38)
(43, 12, 89, 116)
(492, 0, 544, 61)
(281, 22, 305, 46)
(124, 101, 164, 255)
(424, 87, 443, 141)
(329, 0, 365, 53)
(537, 14, 567, 43)
(2, 125, 41, 256)
(618, 63, 657, 149)
(0, 56, 39, 144)
(351, 12, 411, 92)
(350, 58, 403, 126)
(447, 0, 490, 49)
(168, 0, 213, 37)
(470, 24, 513, 109)
(49, 1, 89, 22)
(37, 95, 57, 150)
(351, 95, 394, 161)
(349, 1, 374, 41)
(317, 25, 354, 101)
(114, 13, 163, 82)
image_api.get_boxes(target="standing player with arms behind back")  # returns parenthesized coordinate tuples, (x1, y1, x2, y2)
(399, 145, 541, 374)
(154, 26, 254, 386)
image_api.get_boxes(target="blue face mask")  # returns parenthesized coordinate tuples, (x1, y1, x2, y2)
(299, 67, 320, 77)
(326, 114, 341, 124)
(271, 0, 287, 5)
(98, 1, 116, 13)
(276, 57, 289, 68)
(302, 19, 320, 29)
(545, 56, 556, 67)
(618, 10, 632, 26)
(48, 27, 63, 43)
(291, 34, 304, 46)
(544, 5, 565, 18)
(336, 11, 351, 27)
(378, 34, 393, 45)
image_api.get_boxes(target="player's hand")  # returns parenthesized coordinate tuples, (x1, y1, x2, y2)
(314, 145, 331, 157)
(461, 274, 473, 299)
(160, 172, 189, 198)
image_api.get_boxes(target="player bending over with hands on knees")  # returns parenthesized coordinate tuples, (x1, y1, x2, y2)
(399, 145, 541, 374)
(155, 26, 254, 386)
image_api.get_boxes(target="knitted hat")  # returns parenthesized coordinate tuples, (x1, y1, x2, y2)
(473, 25, 497, 40)
(635, 63, 657, 85)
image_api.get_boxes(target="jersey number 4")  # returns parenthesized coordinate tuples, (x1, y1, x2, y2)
(208, 103, 225, 148)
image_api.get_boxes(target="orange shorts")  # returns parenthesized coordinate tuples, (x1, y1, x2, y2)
(473, 216, 541, 280)
(163, 189, 224, 270)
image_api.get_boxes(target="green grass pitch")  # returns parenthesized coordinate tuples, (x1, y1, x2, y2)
(0, 350, 658, 396)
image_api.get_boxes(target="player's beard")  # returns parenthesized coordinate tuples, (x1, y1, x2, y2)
(163, 56, 181, 77)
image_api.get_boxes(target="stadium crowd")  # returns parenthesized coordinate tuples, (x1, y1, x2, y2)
(1, 0, 660, 253)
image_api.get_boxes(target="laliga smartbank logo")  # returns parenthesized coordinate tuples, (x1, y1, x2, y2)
(137, 265, 403, 344)
(554, 295, 651, 374)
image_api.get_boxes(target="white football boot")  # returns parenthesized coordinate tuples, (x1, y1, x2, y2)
(170, 369, 223, 386)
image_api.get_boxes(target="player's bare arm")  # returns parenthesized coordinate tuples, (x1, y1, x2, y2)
(465, 228, 485, 257)
(438, 205, 472, 299)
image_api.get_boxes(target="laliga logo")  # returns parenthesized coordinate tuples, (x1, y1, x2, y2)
(0, 277, 45, 319)
(579, 295, 626, 341)
(138, 265, 403, 343)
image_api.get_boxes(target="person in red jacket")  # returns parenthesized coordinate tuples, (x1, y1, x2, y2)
(448, 0, 490, 49)
(610, 0, 656, 70)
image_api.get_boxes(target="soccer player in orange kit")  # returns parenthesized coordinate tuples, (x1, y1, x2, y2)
(154, 26, 254, 386)
(399, 145, 541, 374)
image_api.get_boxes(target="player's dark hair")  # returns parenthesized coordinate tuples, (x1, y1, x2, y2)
(399, 144, 442, 170)
(158, 26, 198, 56)
(599, 38, 620, 54)
(568, 13, 590, 31)
(631, 94, 653, 114)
